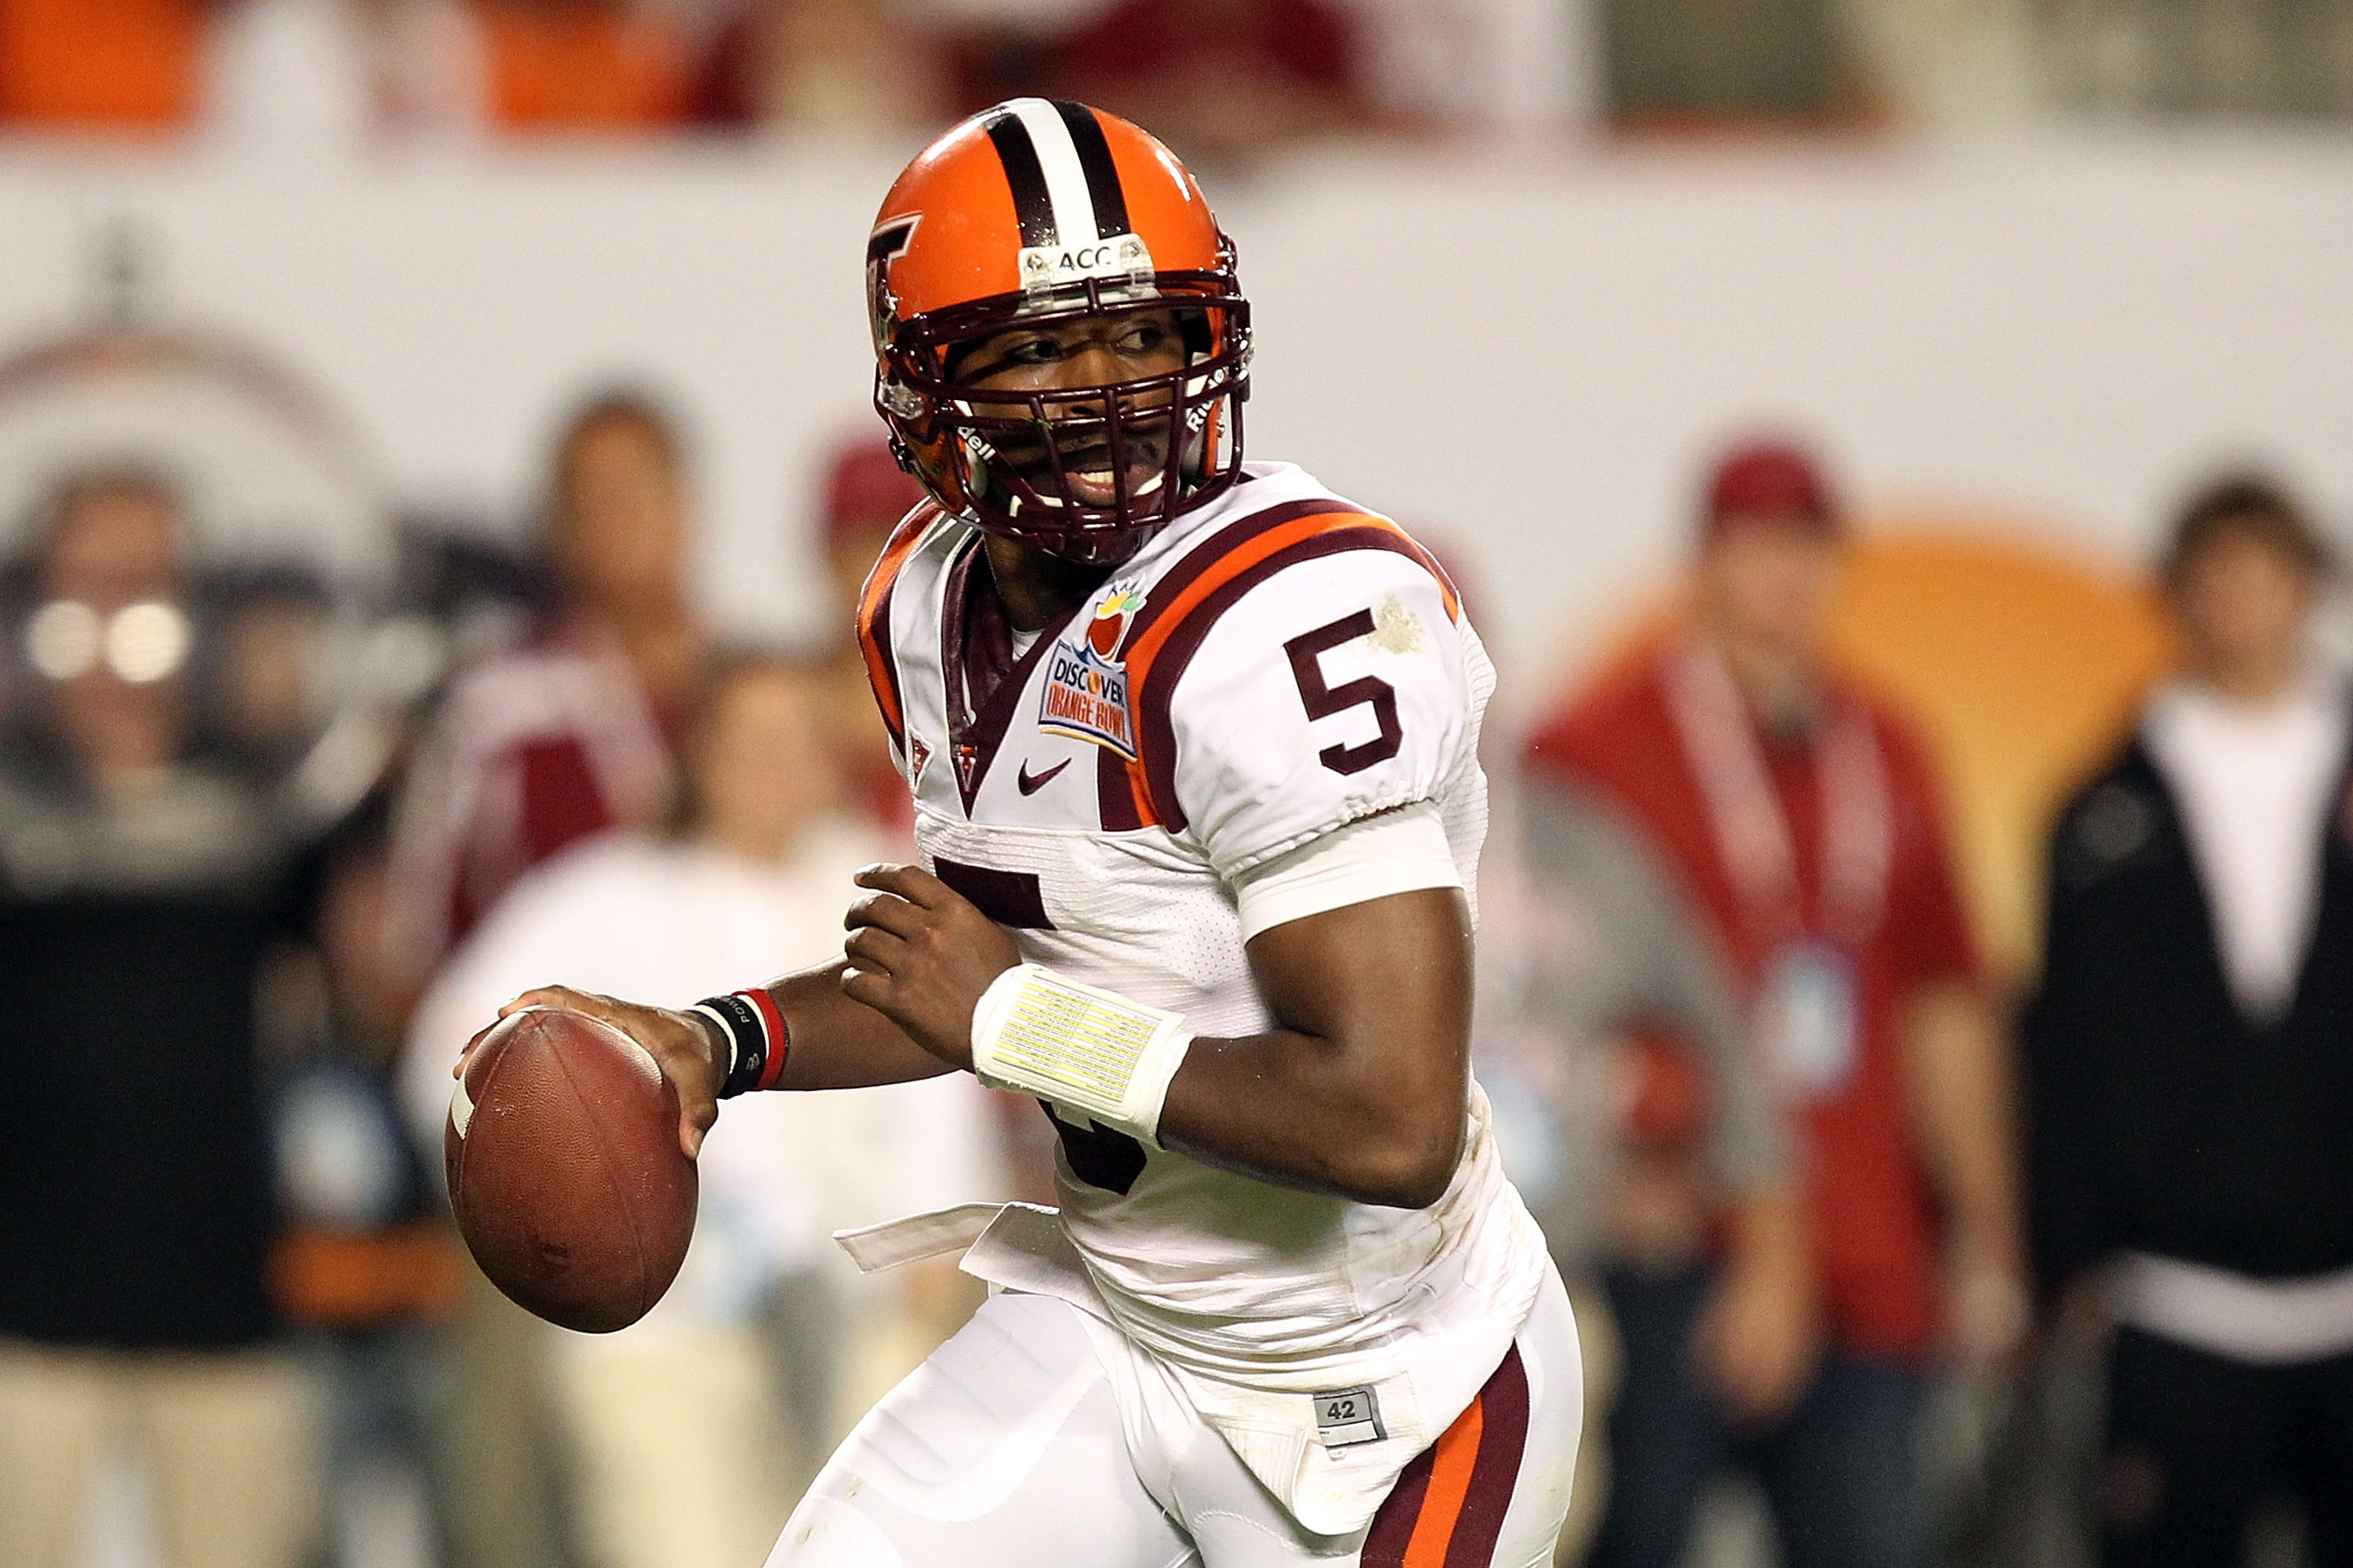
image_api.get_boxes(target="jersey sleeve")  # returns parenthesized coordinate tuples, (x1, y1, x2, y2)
(854, 507, 940, 759)
(1156, 546, 1478, 882)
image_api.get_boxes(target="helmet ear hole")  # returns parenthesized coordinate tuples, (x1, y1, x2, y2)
(1177, 307, 1213, 359)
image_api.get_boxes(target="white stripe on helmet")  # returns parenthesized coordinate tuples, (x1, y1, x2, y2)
(1006, 97, 1104, 247)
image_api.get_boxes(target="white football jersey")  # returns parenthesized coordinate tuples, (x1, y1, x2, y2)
(856, 460, 1555, 1530)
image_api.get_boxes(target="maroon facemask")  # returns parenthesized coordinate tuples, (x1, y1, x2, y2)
(876, 266, 1252, 568)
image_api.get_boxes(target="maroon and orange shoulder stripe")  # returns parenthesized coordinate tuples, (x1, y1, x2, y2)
(854, 508, 942, 756)
(1098, 501, 1462, 833)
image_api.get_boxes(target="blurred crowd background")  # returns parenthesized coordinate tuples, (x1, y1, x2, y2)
(0, 4, 2348, 1568)
(3, 0, 2353, 143)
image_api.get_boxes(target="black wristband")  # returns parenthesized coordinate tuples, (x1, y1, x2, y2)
(695, 993, 768, 1099)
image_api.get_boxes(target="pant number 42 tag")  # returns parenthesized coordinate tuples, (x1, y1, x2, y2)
(1315, 1385, 1385, 1448)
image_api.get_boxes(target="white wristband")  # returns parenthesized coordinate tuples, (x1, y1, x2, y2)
(969, 964, 1193, 1145)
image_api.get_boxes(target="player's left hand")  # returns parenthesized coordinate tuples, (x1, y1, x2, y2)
(840, 863, 1020, 1071)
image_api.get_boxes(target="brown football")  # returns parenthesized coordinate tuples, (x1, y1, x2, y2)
(444, 1007, 696, 1333)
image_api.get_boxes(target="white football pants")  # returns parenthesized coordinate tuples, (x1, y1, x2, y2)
(766, 1268, 1580, 1568)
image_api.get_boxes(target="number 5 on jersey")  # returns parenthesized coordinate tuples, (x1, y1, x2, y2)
(1286, 609, 1403, 777)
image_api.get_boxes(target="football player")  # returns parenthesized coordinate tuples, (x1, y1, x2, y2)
(491, 99, 1577, 1566)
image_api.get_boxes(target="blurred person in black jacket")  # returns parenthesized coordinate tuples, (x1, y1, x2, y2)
(2027, 474, 2353, 1567)
(0, 466, 322, 1568)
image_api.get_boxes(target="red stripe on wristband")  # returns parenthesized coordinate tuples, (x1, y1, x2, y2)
(741, 988, 790, 1090)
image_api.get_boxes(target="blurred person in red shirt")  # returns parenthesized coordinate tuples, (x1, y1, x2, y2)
(1524, 438, 2025, 1568)
(390, 387, 701, 980)
(0, 0, 202, 128)
(1048, 0, 1369, 166)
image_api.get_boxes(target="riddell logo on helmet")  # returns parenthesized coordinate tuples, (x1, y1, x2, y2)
(1020, 235, 1154, 293)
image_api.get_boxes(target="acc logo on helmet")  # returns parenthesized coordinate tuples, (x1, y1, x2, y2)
(1019, 234, 1154, 295)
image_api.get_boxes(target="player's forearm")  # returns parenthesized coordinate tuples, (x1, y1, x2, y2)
(507, 959, 949, 1166)
(1152, 889, 1475, 1209)
(1155, 1024, 1467, 1208)
(758, 959, 958, 1090)
(831, 872, 1476, 1206)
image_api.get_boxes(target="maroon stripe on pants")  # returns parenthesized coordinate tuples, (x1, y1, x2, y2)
(1362, 1442, 1436, 1566)
(1361, 1343, 1534, 1566)
(1446, 1345, 1530, 1566)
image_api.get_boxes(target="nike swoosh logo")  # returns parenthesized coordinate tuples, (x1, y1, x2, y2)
(1016, 759, 1071, 795)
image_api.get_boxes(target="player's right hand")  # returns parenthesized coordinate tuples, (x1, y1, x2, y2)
(476, 987, 729, 1160)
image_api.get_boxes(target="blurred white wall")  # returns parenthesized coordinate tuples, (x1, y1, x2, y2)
(0, 134, 2345, 711)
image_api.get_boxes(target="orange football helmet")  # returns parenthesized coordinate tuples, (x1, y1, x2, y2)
(867, 100, 1251, 566)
